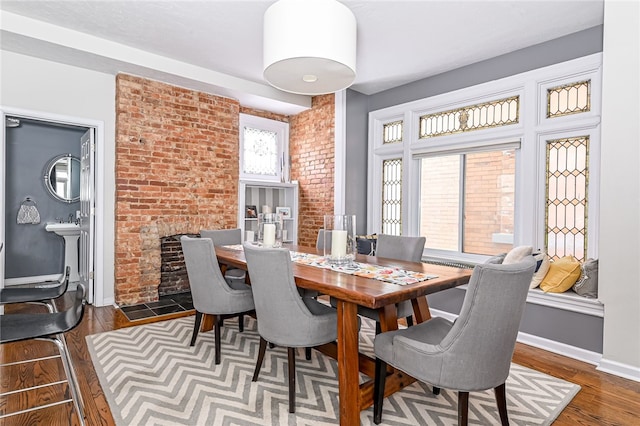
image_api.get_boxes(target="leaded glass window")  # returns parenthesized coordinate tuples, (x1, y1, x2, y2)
(419, 96, 519, 139)
(547, 80, 591, 118)
(383, 120, 403, 144)
(546, 136, 589, 261)
(243, 126, 278, 177)
(382, 158, 402, 235)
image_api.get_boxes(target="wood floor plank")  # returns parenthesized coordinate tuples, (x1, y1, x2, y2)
(1, 302, 638, 426)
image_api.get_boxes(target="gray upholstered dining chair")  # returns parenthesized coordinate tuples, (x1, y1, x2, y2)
(358, 234, 426, 332)
(315, 228, 332, 251)
(373, 257, 536, 425)
(200, 228, 246, 287)
(181, 236, 255, 365)
(243, 243, 338, 413)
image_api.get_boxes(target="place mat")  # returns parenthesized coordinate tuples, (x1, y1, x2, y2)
(221, 245, 437, 285)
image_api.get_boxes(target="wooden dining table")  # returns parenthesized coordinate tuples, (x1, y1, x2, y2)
(214, 244, 473, 426)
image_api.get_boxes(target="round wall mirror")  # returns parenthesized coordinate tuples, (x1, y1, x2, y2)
(44, 154, 81, 203)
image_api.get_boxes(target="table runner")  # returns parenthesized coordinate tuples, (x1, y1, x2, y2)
(221, 244, 437, 285)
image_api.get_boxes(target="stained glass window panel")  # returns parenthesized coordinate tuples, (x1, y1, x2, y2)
(419, 96, 519, 138)
(243, 126, 278, 176)
(547, 80, 591, 118)
(382, 158, 402, 235)
(383, 121, 403, 144)
(546, 136, 589, 261)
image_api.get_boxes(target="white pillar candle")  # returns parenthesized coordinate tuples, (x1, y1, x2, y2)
(331, 230, 347, 257)
(263, 223, 276, 247)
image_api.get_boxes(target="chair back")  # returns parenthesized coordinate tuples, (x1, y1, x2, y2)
(244, 244, 335, 346)
(435, 258, 535, 390)
(316, 229, 332, 251)
(181, 236, 251, 314)
(200, 228, 242, 246)
(375, 234, 426, 262)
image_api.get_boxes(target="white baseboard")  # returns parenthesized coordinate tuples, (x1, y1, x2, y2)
(4, 274, 61, 286)
(597, 358, 640, 382)
(515, 331, 602, 365)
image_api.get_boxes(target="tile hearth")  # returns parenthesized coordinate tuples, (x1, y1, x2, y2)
(119, 292, 193, 321)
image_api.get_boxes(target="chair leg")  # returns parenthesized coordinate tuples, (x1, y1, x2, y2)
(433, 386, 441, 395)
(494, 383, 509, 425)
(190, 311, 203, 346)
(458, 391, 469, 426)
(51, 335, 86, 426)
(288, 347, 296, 413)
(405, 315, 414, 327)
(238, 314, 244, 332)
(252, 337, 268, 382)
(375, 321, 381, 335)
(214, 315, 222, 365)
(373, 358, 388, 424)
(305, 347, 312, 360)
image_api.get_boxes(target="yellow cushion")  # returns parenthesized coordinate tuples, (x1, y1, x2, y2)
(540, 256, 581, 293)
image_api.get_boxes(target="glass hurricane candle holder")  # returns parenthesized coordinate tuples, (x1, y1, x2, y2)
(324, 214, 356, 266)
(257, 213, 283, 248)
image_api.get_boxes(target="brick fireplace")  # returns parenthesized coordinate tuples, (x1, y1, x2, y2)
(113, 74, 334, 306)
(159, 234, 198, 296)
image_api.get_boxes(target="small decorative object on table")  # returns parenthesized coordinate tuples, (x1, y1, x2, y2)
(257, 213, 283, 248)
(246, 205, 257, 218)
(276, 206, 291, 218)
(323, 214, 356, 266)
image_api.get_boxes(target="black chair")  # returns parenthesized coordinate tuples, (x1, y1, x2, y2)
(1, 284, 87, 425)
(0, 266, 71, 312)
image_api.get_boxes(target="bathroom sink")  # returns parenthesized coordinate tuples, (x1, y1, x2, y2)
(45, 222, 81, 282)
(46, 222, 80, 237)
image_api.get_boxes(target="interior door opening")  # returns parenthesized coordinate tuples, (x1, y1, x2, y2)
(1, 112, 96, 304)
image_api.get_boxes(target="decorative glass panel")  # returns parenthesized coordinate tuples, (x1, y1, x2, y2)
(547, 80, 591, 118)
(419, 96, 519, 138)
(546, 136, 589, 261)
(383, 120, 403, 144)
(382, 158, 402, 235)
(243, 126, 278, 176)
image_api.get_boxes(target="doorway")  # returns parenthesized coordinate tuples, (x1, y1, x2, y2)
(1, 109, 98, 304)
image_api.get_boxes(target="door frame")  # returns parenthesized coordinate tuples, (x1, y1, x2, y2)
(1, 106, 105, 305)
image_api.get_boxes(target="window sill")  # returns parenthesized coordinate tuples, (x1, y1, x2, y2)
(525, 288, 603, 317)
(455, 285, 603, 317)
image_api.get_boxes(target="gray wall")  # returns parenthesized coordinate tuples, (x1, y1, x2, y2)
(5, 118, 85, 279)
(345, 25, 604, 353)
(345, 89, 369, 234)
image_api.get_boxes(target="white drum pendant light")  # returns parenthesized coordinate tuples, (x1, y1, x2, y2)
(263, 0, 357, 95)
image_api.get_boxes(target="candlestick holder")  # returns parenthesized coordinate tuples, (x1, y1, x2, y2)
(257, 213, 283, 248)
(323, 214, 356, 266)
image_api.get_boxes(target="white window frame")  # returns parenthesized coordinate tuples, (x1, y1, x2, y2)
(239, 113, 289, 183)
(368, 53, 602, 265)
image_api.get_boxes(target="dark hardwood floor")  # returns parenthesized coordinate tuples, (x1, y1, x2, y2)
(1, 292, 639, 425)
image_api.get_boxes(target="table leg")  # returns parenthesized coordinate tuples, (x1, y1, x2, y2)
(336, 300, 360, 426)
(411, 296, 432, 323)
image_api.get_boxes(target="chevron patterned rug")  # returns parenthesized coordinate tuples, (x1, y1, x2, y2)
(87, 316, 579, 425)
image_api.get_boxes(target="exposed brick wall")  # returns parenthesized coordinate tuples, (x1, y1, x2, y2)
(290, 94, 335, 247)
(115, 74, 241, 305)
(420, 151, 514, 255)
(240, 106, 290, 123)
(114, 74, 332, 305)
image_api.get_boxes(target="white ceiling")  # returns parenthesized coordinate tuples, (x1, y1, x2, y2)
(0, 0, 604, 115)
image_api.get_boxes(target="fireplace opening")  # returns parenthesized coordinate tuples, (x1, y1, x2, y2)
(159, 233, 198, 297)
